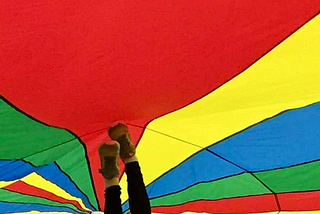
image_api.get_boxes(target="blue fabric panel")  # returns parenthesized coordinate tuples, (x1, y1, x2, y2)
(37, 163, 96, 211)
(0, 160, 34, 181)
(0, 160, 94, 211)
(122, 102, 320, 211)
(147, 150, 243, 198)
(122, 202, 129, 212)
(0, 160, 12, 168)
(122, 150, 244, 210)
(0, 201, 80, 214)
(209, 102, 320, 171)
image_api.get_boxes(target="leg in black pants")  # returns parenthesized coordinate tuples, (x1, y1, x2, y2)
(102, 122, 151, 214)
(105, 185, 123, 214)
(126, 161, 151, 214)
(104, 161, 151, 214)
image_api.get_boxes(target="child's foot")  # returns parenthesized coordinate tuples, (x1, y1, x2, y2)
(108, 122, 136, 162)
(98, 141, 120, 179)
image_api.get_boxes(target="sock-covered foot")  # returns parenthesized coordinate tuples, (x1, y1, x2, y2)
(108, 122, 136, 161)
(98, 141, 120, 179)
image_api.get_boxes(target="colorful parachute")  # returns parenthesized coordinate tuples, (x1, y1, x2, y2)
(1, 0, 320, 213)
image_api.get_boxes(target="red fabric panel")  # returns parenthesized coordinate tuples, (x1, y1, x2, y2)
(4, 181, 87, 212)
(278, 190, 320, 211)
(1, 0, 320, 208)
(151, 191, 320, 213)
(1, 1, 320, 135)
(151, 194, 278, 214)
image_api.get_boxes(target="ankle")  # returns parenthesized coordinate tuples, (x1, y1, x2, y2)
(105, 177, 119, 189)
(123, 155, 138, 164)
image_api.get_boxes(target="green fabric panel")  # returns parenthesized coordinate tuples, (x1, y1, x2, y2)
(150, 173, 271, 207)
(149, 159, 320, 208)
(0, 99, 73, 159)
(0, 188, 86, 213)
(0, 98, 98, 209)
(255, 160, 320, 193)
(24, 138, 80, 166)
(56, 144, 97, 210)
(25, 139, 97, 209)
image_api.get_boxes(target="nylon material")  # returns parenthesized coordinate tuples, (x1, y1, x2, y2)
(278, 191, 320, 211)
(25, 142, 97, 210)
(2, 1, 320, 136)
(122, 152, 246, 210)
(149, 173, 271, 207)
(0, 160, 12, 168)
(5, 181, 87, 213)
(149, 157, 320, 206)
(23, 139, 80, 166)
(0, 201, 79, 214)
(135, 13, 320, 194)
(151, 211, 320, 214)
(147, 13, 320, 146)
(0, 160, 94, 211)
(255, 159, 320, 193)
(150, 194, 278, 213)
(140, 212, 320, 214)
(0, 188, 85, 214)
(152, 213, 208, 214)
(210, 102, 320, 171)
(36, 164, 95, 211)
(0, 181, 15, 189)
(146, 168, 320, 212)
(54, 146, 96, 210)
(0, 161, 34, 181)
(0, 99, 74, 159)
(150, 191, 320, 213)
(21, 173, 91, 212)
(0, 98, 97, 209)
(144, 101, 320, 201)
(145, 151, 244, 199)
(1, 0, 320, 210)
(6, 212, 73, 214)
(281, 212, 320, 214)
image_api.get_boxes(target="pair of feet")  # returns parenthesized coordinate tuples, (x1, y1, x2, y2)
(98, 122, 136, 179)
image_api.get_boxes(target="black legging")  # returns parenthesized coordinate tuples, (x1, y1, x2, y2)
(104, 162, 151, 214)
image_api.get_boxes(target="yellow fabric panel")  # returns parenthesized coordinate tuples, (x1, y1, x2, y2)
(119, 129, 200, 203)
(149, 12, 320, 147)
(130, 12, 320, 195)
(21, 172, 91, 212)
(0, 181, 15, 188)
(119, 173, 128, 203)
